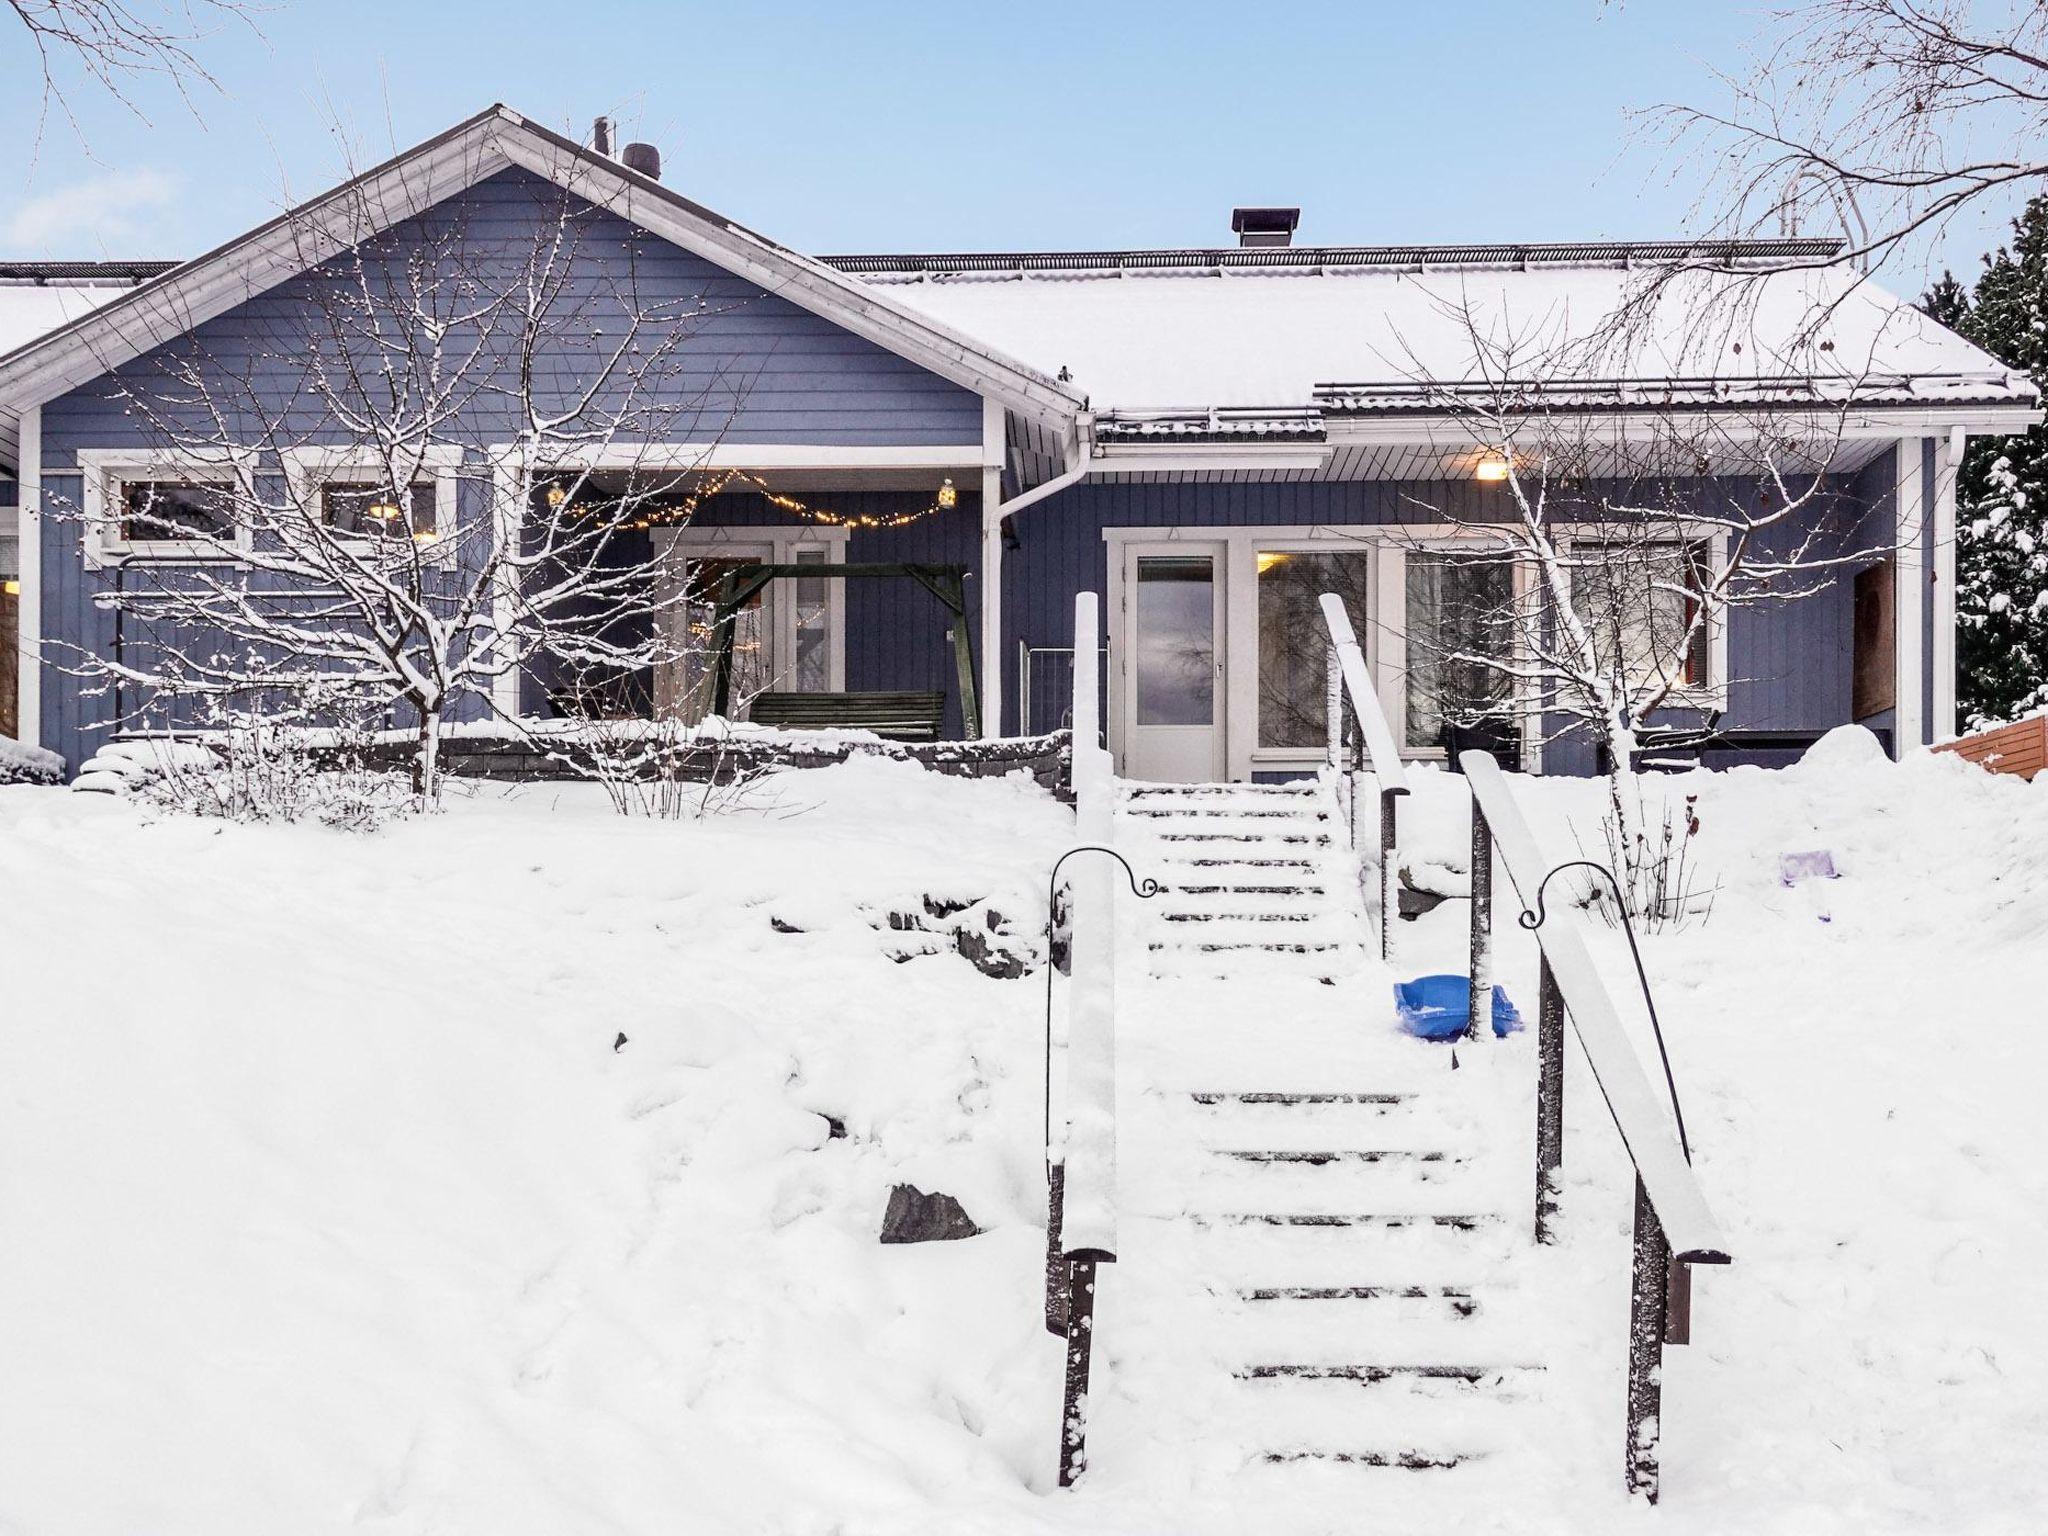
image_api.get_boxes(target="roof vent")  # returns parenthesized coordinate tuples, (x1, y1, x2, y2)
(1231, 207, 1300, 248)
(592, 117, 614, 157)
(622, 141, 662, 181)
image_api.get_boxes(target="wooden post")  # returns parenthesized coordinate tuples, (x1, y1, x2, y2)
(1044, 1162, 1069, 1336)
(1467, 797, 1494, 1040)
(1379, 788, 1400, 961)
(1535, 955, 1565, 1243)
(709, 570, 739, 718)
(1058, 1256, 1101, 1487)
(948, 572, 982, 739)
(1626, 1175, 1672, 1502)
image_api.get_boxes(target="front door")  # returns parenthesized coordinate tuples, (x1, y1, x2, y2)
(1122, 546, 1226, 781)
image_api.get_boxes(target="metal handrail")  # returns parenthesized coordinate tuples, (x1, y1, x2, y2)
(1461, 748, 1730, 1502)
(1518, 860, 1692, 1163)
(1049, 590, 1122, 1488)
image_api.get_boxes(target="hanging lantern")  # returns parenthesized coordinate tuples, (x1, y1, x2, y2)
(935, 477, 958, 510)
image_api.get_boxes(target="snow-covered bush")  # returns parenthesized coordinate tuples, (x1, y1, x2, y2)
(136, 714, 406, 831)
(1597, 782, 1716, 934)
(0, 735, 64, 787)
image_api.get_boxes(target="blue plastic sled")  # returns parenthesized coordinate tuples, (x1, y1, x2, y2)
(1394, 974, 1524, 1041)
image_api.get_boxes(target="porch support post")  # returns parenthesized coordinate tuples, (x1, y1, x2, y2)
(1892, 436, 1927, 755)
(980, 397, 1005, 738)
(1932, 427, 1961, 742)
(16, 403, 40, 751)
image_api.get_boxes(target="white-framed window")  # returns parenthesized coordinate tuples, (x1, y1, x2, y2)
(79, 449, 256, 565)
(1401, 544, 1521, 752)
(279, 446, 461, 550)
(648, 523, 848, 722)
(1564, 535, 1726, 706)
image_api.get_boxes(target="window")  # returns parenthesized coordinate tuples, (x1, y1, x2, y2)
(1570, 542, 1710, 691)
(0, 533, 17, 596)
(79, 451, 254, 564)
(119, 480, 237, 546)
(1134, 556, 1217, 727)
(1257, 549, 1370, 748)
(1405, 552, 1515, 750)
(320, 481, 438, 541)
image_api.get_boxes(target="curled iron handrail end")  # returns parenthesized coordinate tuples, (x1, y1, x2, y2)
(1514, 858, 1694, 1168)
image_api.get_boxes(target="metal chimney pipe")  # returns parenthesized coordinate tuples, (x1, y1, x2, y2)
(622, 141, 662, 181)
(592, 116, 614, 157)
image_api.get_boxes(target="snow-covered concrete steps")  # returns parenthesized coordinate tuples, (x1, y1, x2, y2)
(1116, 781, 1369, 980)
(1093, 786, 1555, 1493)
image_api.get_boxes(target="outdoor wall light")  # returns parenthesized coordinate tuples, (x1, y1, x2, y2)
(1474, 456, 1511, 482)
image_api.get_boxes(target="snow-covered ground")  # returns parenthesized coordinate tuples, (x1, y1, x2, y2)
(0, 739, 2042, 1534)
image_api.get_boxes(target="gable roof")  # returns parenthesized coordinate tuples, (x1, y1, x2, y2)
(0, 105, 1088, 467)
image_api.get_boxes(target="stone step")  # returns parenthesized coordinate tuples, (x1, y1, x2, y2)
(1208, 1212, 1501, 1231)
(1239, 1363, 1543, 1384)
(1122, 783, 1320, 799)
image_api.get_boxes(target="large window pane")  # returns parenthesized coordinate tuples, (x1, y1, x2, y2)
(1405, 554, 1515, 749)
(792, 549, 830, 692)
(1135, 557, 1215, 726)
(1570, 543, 1708, 690)
(1257, 549, 1370, 748)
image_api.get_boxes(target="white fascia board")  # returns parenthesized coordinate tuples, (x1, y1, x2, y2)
(1323, 402, 2041, 450)
(1091, 445, 1331, 473)
(525, 442, 981, 472)
(0, 126, 513, 414)
(489, 132, 1086, 434)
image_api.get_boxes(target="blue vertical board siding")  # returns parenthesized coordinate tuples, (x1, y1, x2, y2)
(33, 166, 985, 767)
(1000, 475, 1874, 775)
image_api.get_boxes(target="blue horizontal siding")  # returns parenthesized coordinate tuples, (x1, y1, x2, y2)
(33, 166, 987, 765)
(1000, 475, 1875, 774)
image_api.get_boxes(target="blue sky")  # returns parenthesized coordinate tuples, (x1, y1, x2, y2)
(0, 0, 2021, 290)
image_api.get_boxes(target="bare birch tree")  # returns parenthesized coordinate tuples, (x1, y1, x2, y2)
(45, 151, 738, 803)
(1649, 0, 2048, 275)
(9, 0, 260, 137)
(1381, 298, 1879, 914)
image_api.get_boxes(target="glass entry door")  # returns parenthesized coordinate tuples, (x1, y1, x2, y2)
(1123, 546, 1225, 781)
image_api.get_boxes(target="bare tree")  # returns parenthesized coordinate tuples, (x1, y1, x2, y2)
(45, 150, 740, 804)
(9, 0, 260, 137)
(1649, 0, 2048, 276)
(1382, 298, 1878, 914)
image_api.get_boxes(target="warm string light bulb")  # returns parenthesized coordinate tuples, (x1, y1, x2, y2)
(553, 468, 964, 531)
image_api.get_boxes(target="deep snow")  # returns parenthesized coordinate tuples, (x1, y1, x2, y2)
(0, 743, 2043, 1534)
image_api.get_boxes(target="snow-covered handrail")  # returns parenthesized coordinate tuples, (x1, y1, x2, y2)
(1319, 593, 1407, 794)
(1462, 749, 1728, 1500)
(1461, 751, 1728, 1264)
(1320, 592, 1407, 955)
(1061, 589, 1118, 1261)
(1051, 590, 1117, 1487)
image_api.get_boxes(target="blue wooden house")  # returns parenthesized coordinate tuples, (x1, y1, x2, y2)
(0, 105, 2036, 780)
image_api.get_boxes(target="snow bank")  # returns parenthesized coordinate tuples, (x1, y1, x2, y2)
(0, 750, 2043, 1533)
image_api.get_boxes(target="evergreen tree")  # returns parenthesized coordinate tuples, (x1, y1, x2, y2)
(1920, 200, 2048, 727)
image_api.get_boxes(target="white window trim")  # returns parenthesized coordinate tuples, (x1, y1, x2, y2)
(1103, 521, 1733, 781)
(278, 444, 463, 549)
(649, 522, 850, 693)
(78, 447, 257, 568)
(1557, 529, 1732, 718)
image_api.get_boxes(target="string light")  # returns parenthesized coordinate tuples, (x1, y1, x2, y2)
(559, 467, 962, 532)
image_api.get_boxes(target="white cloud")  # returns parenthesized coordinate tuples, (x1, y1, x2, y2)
(3, 168, 181, 253)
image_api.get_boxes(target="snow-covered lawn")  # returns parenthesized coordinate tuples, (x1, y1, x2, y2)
(0, 742, 2042, 1534)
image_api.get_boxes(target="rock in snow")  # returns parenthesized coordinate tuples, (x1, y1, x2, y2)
(879, 1184, 984, 1243)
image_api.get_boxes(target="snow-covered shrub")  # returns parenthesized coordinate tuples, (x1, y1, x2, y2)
(1597, 781, 1716, 934)
(0, 735, 64, 787)
(550, 714, 767, 820)
(138, 711, 406, 831)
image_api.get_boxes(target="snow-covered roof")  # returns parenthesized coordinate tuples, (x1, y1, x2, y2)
(842, 247, 2035, 423)
(0, 267, 163, 361)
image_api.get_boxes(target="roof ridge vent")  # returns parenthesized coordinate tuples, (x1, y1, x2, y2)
(1232, 207, 1300, 248)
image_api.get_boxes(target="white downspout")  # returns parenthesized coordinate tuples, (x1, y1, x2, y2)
(980, 412, 1092, 738)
